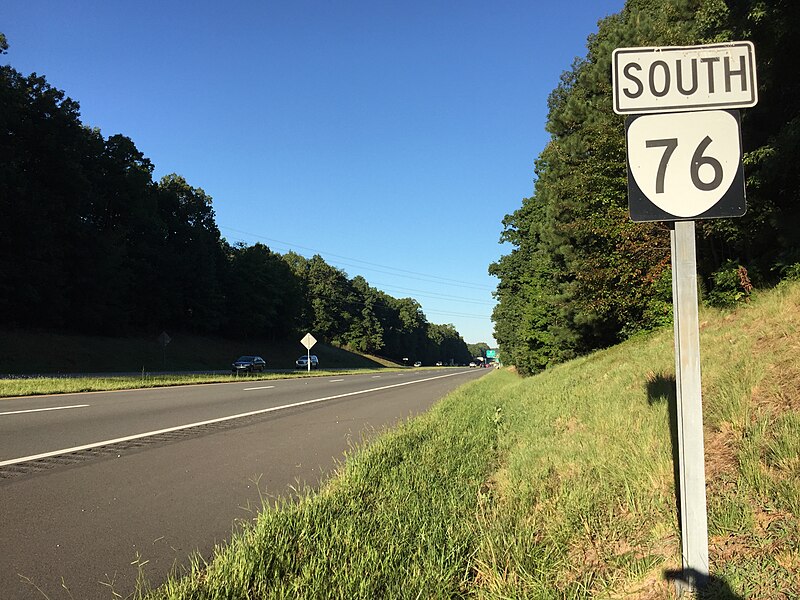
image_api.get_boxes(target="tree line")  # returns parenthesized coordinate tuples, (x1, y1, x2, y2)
(0, 34, 474, 365)
(491, 0, 800, 375)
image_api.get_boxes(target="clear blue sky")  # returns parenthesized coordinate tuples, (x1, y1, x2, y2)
(2, 0, 625, 345)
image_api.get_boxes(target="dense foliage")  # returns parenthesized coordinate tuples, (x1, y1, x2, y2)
(491, 0, 800, 375)
(0, 42, 473, 366)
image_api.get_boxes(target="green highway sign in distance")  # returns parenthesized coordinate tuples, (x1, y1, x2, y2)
(485, 350, 497, 358)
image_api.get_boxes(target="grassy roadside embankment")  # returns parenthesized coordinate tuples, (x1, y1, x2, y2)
(134, 281, 800, 598)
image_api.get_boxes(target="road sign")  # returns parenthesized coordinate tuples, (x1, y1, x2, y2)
(300, 333, 317, 350)
(613, 40, 758, 593)
(613, 42, 757, 115)
(485, 350, 497, 358)
(300, 333, 317, 372)
(626, 110, 745, 222)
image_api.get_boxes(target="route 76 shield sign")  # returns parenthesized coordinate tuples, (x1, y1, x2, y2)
(625, 109, 746, 222)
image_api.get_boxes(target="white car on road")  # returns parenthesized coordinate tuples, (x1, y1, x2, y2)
(295, 355, 319, 369)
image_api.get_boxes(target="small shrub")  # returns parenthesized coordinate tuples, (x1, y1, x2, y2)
(782, 262, 800, 282)
(706, 260, 753, 308)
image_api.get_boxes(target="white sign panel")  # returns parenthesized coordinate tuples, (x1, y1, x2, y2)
(300, 332, 317, 350)
(613, 42, 757, 114)
(626, 110, 745, 221)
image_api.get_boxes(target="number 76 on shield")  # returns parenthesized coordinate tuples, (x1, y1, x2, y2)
(625, 110, 745, 221)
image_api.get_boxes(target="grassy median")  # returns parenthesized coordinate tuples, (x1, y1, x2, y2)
(0, 368, 402, 398)
(132, 282, 800, 598)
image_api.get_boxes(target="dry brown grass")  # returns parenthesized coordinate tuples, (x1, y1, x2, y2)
(704, 421, 741, 482)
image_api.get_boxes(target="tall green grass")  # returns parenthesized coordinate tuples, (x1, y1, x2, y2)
(145, 383, 505, 599)
(139, 283, 800, 599)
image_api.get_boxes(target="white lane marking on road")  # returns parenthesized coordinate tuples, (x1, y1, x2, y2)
(243, 385, 275, 391)
(329, 379, 344, 382)
(0, 370, 477, 467)
(0, 404, 89, 417)
(372, 376, 381, 378)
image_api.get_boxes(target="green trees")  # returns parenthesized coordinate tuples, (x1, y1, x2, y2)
(0, 65, 119, 332)
(467, 342, 491, 359)
(491, 1, 800, 375)
(344, 277, 385, 354)
(155, 174, 228, 332)
(282, 258, 472, 364)
(0, 36, 475, 362)
(0, 60, 227, 335)
(226, 243, 301, 339)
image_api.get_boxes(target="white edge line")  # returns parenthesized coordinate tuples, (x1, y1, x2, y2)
(0, 404, 90, 416)
(243, 385, 275, 391)
(0, 370, 475, 467)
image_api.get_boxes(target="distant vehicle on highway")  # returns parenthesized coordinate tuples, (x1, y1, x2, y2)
(231, 356, 266, 373)
(296, 355, 319, 369)
(469, 361, 478, 368)
(435, 361, 443, 366)
(413, 361, 422, 367)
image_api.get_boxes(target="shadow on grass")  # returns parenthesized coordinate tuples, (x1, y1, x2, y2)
(647, 373, 681, 521)
(647, 375, 744, 600)
(664, 568, 744, 599)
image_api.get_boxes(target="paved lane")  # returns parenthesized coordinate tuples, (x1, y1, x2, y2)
(0, 369, 473, 463)
(0, 368, 486, 600)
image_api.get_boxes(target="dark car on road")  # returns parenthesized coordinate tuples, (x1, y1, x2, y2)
(231, 355, 266, 373)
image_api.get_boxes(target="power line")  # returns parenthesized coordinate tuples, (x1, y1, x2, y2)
(218, 225, 496, 327)
(424, 309, 493, 320)
(220, 226, 495, 292)
(370, 282, 495, 305)
(353, 288, 494, 321)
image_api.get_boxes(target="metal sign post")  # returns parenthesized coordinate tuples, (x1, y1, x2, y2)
(671, 221, 709, 590)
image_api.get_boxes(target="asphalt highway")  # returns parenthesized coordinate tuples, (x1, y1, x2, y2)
(0, 368, 487, 600)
